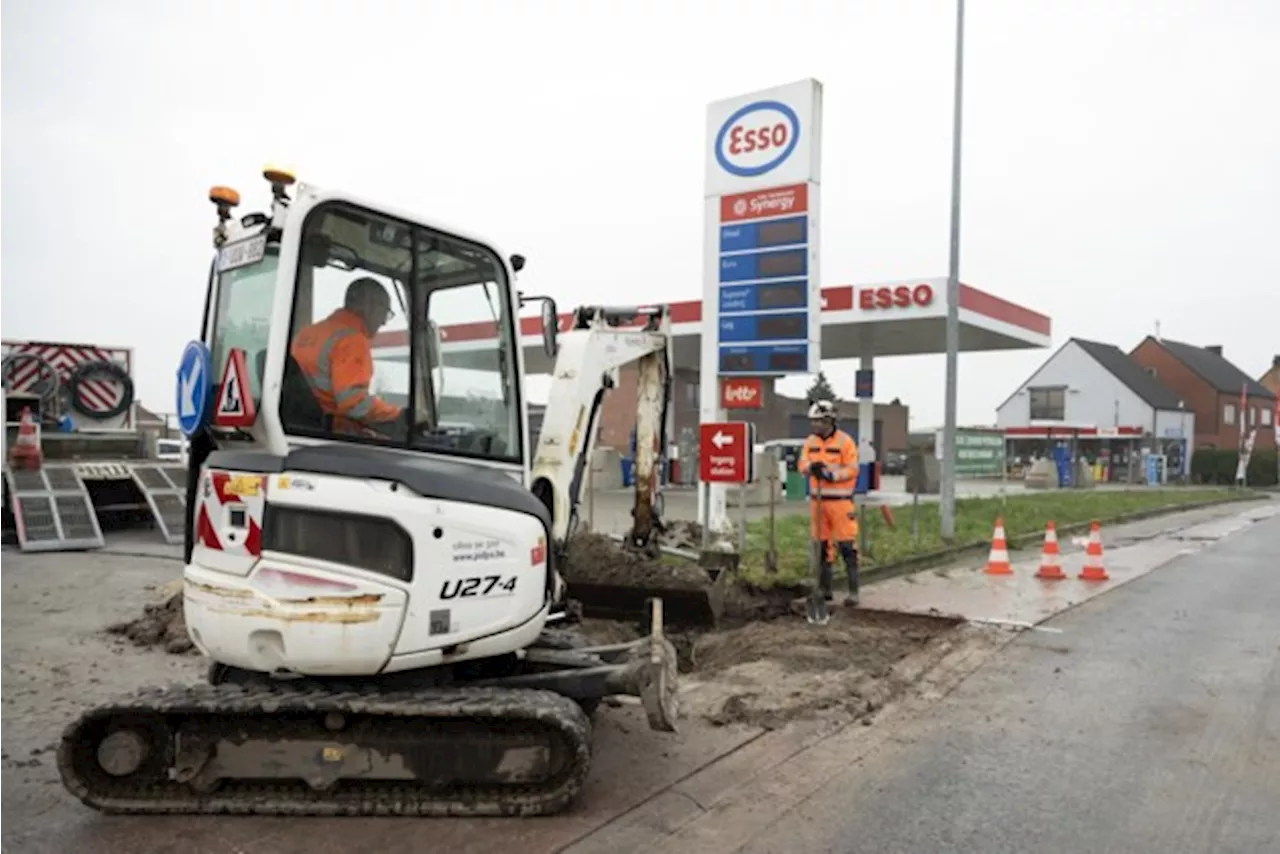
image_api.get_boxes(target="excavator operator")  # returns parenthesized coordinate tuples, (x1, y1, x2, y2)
(799, 399, 861, 607)
(291, 276, 404, 435)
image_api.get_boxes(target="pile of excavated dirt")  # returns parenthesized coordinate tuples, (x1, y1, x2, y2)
(659, 520, 703, 551)
(560, 529, 801, 621)
(561, 531, 712, 591)
(678, 609, 963, 729)
(106, 580, 196, 656)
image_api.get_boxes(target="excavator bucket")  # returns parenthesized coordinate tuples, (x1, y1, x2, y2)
(559, 532, 728, 628)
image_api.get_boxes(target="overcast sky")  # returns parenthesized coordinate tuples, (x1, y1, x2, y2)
(4, 0, 1278, 429)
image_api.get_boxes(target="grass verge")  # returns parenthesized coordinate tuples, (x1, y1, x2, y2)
(740, 487, 1261, 588)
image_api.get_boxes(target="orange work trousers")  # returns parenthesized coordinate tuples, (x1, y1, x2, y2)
(810, 499, 858, 548)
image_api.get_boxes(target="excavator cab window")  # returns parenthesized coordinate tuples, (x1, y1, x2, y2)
(281, 201, 523, 466)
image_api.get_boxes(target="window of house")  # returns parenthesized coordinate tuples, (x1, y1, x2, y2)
(1263, 407, 1273, 427)
(1223, 403, 1236, 426)
(1250, 406, 1257, 426)
(1028, 386, 1065, 420)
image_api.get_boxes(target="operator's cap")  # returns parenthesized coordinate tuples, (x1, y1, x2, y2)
(808, 399, 838, 419)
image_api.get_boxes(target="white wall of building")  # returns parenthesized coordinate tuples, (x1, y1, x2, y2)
(1154, 408, 1196, 443)
(996, 340, 1154, 429)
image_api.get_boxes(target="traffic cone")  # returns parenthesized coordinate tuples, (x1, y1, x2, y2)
(1078, 521, 1110, 581)
(8, 407, 43, 470)
(984, 517, 1013, 575)
(1035, 521, 1066, 579)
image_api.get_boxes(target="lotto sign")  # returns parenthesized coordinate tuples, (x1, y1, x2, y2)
(721, 377, 764, 409)
(705, 80, 823, 380)
(698, 421, 756, 484)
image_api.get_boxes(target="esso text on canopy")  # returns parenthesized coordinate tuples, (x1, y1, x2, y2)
(715, 100, 801, 178)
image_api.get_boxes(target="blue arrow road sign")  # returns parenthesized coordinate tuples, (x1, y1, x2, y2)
(176, 340, 212, 438)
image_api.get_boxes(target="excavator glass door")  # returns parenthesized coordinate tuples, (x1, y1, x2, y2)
(279, 201, 525, 467)
(209, 234, 279, 403)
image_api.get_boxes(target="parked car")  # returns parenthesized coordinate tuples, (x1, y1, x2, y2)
(882, 449, 908, 475)
(156, 438, 188, 463)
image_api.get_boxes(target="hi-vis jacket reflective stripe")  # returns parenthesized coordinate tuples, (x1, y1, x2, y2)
(290, 308, 402, 424)
(799, 429, 860, 500)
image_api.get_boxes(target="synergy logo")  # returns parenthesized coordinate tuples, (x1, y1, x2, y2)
(714, 100, 801, 178)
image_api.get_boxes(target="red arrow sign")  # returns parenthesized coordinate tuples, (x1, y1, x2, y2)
(699, 421, 755, 484)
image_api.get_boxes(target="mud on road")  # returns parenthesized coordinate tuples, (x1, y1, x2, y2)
(106, 528, 957, 731)
(2, 540, 968, 854)
(578, 608, 958, 729)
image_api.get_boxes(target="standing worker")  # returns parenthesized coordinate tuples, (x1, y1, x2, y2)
(799, 399, 861, 606)
(291, 277, 404, 435)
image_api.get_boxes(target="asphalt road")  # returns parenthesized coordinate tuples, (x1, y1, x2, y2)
(742, 513, 1280, 854)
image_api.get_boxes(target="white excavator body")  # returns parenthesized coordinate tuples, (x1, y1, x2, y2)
(56, 167, 683, 818)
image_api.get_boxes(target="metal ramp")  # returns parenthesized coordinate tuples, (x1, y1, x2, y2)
(3, 465, 105, 552)
(129, 463, 188, 545)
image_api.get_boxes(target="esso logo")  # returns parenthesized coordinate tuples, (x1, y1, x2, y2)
(859, 284, 935, 310)
(715, 100, 801, 178)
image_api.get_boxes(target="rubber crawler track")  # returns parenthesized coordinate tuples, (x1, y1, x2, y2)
(57, 682, 592, 817)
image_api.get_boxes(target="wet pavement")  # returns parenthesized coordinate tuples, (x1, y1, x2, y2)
(4, 499, 1273, 853)
(735, 506, 1280, 854)
(860, 501, 1279, 627)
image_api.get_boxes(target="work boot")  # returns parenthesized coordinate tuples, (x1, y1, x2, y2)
(842, 544, 860, 607)
(819, 562, 834, 602)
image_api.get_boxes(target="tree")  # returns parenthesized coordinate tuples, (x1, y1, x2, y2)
(805, 371, 840, 403)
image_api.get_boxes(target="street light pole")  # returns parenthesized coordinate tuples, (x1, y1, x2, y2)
(940, 0, 966, 541)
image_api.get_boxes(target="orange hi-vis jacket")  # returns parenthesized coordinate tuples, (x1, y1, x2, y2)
(799, 429, 860, 499)
(799, 428, 860, 546)
(290, 308, 403, 429)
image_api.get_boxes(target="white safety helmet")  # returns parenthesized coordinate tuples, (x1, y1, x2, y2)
(807, 399, 838, 420)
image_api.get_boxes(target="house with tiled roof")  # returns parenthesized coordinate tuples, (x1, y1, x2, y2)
(1129, 338, 1277, 450)
(996, 337, 1195, 478)
(1259, 355, 1280, 397)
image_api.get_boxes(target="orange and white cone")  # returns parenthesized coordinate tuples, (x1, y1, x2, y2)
(1078, 521, 1110, 581)
(1035, 521, 1066, 580)
(7, 407, 42, 471)
(984, 517, 1013, 575)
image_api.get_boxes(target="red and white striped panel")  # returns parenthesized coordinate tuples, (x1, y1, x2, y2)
(194, 470, 267, 558)
(1, 341, 131, 414)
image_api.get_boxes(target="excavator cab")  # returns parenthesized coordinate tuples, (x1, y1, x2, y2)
(56, 168, 680, 820)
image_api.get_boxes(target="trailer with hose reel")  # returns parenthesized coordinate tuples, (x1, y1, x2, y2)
(1, 340, 187, 551)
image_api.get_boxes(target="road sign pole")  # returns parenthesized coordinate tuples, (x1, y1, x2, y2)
(940, 0, 966, 541)
(699, 194, 730, 537)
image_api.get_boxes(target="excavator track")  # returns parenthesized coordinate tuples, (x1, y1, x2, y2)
(57, 681, 592, 817)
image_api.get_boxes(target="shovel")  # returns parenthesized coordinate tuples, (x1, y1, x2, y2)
(805, 472, 830, 626)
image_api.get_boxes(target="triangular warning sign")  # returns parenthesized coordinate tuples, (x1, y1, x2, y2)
(214, 348, 257, 428)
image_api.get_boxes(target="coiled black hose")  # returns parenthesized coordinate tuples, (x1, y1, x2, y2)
(1, 352, 61, 407)
(66, 360, 134, 420)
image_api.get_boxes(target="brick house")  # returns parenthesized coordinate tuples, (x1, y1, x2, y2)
(1128, 338, 1277, 450)
(1259, 355, 1280, 396)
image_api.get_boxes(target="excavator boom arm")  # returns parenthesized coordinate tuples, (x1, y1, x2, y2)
(530, 305, 673, 549)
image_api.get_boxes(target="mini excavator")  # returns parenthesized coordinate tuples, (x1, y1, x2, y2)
(57, 167, 690, 817)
